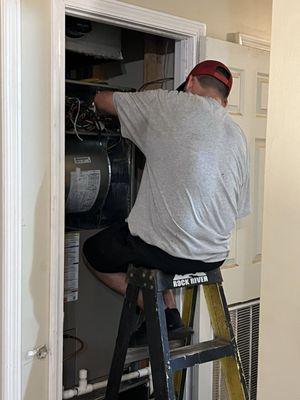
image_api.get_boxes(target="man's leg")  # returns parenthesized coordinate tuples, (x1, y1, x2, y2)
(82, 223, 188, 344)
(87, 267, 127, 296)
(163, 289, 176, 309)
(86, 263, 176, 309)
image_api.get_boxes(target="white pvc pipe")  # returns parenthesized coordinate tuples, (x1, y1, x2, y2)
(63, 367, 152, 399)
(148, 362, 154, 395)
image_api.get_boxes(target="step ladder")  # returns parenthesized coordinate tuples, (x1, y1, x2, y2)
(104, 265, 249, 400)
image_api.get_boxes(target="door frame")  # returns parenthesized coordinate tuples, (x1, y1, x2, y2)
(0, 1, 22, 400)
(0, 0, 206, 399)
(52, 1, 205, 398)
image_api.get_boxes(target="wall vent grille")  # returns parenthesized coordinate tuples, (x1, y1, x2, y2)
(212, 300, 260, 400)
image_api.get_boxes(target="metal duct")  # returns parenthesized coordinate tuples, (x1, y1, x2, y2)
(66, 19, 123, 61)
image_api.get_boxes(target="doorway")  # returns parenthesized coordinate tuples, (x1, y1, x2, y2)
(48, 2, 205, 399)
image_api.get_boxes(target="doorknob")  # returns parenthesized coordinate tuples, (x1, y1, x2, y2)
(27, 344, 48, 360)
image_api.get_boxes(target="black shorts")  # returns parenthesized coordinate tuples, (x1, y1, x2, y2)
(82, 222, 224, 275)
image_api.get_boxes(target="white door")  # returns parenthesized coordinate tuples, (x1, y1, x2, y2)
(195, 37, 270, 400)
(201, 37, 270, 304)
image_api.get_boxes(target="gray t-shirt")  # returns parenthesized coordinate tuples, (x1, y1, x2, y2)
(113, 90, 250, 262)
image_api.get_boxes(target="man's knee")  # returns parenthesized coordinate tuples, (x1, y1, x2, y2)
(82, 236, 98, 269)
(82, 234, 114, 274)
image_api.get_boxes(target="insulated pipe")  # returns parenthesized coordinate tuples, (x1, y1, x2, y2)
(63, 367, 152, 399)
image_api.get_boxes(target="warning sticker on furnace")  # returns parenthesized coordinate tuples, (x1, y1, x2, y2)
(66, 168, 101, 213)
(74, 156, 92, 165)
(64, 232, 80, 303)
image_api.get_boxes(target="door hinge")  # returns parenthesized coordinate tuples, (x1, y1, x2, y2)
(27, 344, 48, 360)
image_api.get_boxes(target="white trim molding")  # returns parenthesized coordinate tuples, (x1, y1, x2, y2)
(227, 32, 271, 52)
(66, 0, 206, 39)
(48, 1, 66, 400)
(0, 1, 22, 400)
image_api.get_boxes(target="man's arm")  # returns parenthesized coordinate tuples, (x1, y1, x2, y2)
(101, 89, 161, 150)
(94, 91, 117, 115)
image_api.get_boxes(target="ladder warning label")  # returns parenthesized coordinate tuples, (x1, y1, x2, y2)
(66, 168, 101, 213)
(64, 232, 80, 302)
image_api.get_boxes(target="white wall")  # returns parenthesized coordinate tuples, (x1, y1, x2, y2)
(21, 0, 51, 398)
(120, 0, 273, 41)
(257, 0, 300, 398)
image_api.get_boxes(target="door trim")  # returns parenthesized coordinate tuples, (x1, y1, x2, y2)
(0, 1, 22, 400)
(48, 1, 66, 400)
(50, 1, 206, 399)
(65, 0, 205, 37)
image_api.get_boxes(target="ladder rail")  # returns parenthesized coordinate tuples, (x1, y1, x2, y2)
(143, 288, 176, 400)
(203, 283, 249, 399)
(104, 267, 249, 400)
(174, 285, 198, 400)
(105, 283, 140, 400)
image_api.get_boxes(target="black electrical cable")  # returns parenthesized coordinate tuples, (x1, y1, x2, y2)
(63, 333, 85, 362)
(138, 77, 174, 92)
(66, 96, 111, 136)
(107, 136, 122, 152)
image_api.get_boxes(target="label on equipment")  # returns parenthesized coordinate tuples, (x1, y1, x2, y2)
(74, 156, 92, 165)
(64, 232, 80, 302)
(172, 272, 208, 288)
(66, 168, 101, 213)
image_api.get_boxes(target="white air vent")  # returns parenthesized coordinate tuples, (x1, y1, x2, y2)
(212, 300, 260, 400)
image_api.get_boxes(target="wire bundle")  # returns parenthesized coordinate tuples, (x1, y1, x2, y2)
(65, 96, 121, 140)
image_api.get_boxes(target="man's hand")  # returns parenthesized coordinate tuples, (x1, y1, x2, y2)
(94, 91, 117, 115)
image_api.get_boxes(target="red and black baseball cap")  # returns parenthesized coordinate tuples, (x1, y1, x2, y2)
(177, 60, 233, 94)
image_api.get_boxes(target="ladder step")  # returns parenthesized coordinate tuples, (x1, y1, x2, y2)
(170, 339, 234, 371)
(126, 339, 233, 371)
(125, 340, 183, 365)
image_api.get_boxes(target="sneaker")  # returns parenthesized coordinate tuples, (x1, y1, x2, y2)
(129, 308, 193, 347)
(165, 308, 194, 341)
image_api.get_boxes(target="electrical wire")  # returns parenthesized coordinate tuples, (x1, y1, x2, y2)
(139, 40, 173, 92)
(63, 333, 85, 362)
(66, 96, 122, 138)
(163, 40, 170, 86)
(138, 77, 174, 92)
(69, 97, 83, 141)
(107, 136, 122, 152)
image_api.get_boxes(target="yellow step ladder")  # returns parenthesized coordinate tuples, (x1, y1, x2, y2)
(105, 266, 248, 400)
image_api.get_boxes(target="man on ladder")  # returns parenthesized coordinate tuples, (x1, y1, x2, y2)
(83, 60, 250, 388)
